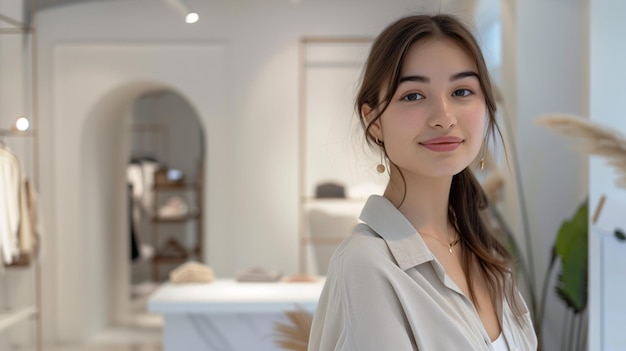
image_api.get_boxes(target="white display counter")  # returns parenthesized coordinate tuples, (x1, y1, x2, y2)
(148, 279, 325, 351)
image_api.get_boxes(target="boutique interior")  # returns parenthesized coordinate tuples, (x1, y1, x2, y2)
(0, 0, 624, 350)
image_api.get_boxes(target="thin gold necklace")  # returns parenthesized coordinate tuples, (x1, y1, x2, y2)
(419, 227, 460, 254)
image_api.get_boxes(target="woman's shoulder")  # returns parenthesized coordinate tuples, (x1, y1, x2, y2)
(330, 223, 397, 271)
(337, 222, 388, 251)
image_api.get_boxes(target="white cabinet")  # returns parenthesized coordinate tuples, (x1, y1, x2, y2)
(592, 196, 626, 351)
(148, 279, 324, 351)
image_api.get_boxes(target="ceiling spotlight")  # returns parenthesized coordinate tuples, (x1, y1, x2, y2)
(14, 116, 30, 131)
(163, 0, 199, 24)
(185, 12, 199, 24)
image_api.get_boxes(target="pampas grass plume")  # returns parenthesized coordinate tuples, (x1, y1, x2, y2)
(535, 113, 626, 188)
(273, 307, 313, 351)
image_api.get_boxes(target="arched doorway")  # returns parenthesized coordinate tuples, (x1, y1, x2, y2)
(80, 82, 206, 334)
(127, 89, 205, 326)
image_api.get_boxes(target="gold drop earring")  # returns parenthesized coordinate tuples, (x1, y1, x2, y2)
(479, 141, 486, 171)
(376, 138, 385, 173)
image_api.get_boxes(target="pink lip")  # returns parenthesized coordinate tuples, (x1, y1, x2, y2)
(420, 136, 463, 152)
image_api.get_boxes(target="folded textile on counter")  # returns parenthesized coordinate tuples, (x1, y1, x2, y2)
(235, 266, 283, 282)
(169, 261, 215, 283)
(281, 273, 320, 283)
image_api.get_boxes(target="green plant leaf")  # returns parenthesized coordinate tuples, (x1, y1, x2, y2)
(554, 202, 588, 313)
(615, 228, 626, 241)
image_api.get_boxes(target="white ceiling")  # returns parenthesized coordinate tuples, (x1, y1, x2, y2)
(24, 0, 499, 30)
(31, 0, 112, 11)
(22, 0, 113, 24)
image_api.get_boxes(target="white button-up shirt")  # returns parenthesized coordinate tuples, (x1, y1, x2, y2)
(309, 195, 537, 351)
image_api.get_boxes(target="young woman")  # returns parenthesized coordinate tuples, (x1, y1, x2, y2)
(308, 14, 537, 351)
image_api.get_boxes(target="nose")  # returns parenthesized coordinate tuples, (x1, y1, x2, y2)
(428, 96, 457, 129)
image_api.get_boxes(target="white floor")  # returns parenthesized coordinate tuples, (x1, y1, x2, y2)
(43, 343, 161, 351)
(41, 324, 162, 351)
(42, 283, 164, 351)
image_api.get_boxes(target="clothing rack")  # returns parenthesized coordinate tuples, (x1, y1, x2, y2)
(0, 131, 42, 351)
(0, 0, 42, 350)
(0, 130, 33, 139)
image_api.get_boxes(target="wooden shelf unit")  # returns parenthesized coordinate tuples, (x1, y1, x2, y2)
(151, 180, 203, 282)
(152, 212, 201, 223)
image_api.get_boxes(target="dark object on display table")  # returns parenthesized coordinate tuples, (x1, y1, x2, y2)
(314, 182, 345, 199)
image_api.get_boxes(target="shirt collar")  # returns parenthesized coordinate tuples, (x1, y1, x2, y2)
(359, 195, 434, 270)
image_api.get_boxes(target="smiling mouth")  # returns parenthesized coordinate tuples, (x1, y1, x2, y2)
(419, 140, 462, 152)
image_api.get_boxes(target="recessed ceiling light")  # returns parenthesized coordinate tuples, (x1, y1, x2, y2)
(14, 116, 30, 131)
(185, 12, 199, 24)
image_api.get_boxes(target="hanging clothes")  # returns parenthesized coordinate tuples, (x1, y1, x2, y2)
(127, 157, 160, 262)
(0, 145, 22, 265)
(0, 144, 40, 267)
(140, 160, 159, 216)
(127, 158, 159, 215)
(129, 183, 139, 261)
(12, 178, 40, 266)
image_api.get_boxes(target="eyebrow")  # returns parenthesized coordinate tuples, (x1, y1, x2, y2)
(399, 71, 479, 83)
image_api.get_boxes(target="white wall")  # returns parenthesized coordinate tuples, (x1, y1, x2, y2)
(132, 91, 203, 179)
(500, 0, 587, 350)
(47, 43, 226, 340)
(33, 0, 555, 344)
(80, 88, 135, 332)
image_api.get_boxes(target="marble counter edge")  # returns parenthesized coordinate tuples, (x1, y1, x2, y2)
(147, 278, 325, 314)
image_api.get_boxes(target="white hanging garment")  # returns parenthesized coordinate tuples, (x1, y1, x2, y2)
(0, 146, 22, 264)
(140, 161, 159, 215)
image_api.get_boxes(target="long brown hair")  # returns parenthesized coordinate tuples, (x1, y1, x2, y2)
(356, 14, 524, 317)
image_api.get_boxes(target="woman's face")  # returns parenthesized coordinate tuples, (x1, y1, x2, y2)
(367, 37, 486, 179)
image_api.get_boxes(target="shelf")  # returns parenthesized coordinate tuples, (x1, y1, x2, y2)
(303, 198, 366, 217)
(152, 213, 200, 223)
(0, 306, 37, 332)
(301, 196, 369, 203)
(152, 173, 203, 282)
(153, 256, 189, 264)
(0, 130, 33, 137)
(153, 182, 200, 190)
(153, 246, 201, 264)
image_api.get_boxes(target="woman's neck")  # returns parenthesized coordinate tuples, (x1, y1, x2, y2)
(383, 171, 453, 240)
